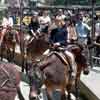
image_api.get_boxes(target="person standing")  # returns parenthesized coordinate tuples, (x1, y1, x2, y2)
(76, 14, 91, 45)
(28, 12, 40, 38)
(66, 18, 77, 43)
(38, 10, 51, 34)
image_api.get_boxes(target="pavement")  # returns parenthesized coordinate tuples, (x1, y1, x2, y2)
(15, 81, 76, 100)
(81, 67, 100, 100)
(15, 81, 30, 100)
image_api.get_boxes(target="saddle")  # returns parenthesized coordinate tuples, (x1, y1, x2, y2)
(48, 43, 83, 72)
(47, 50, 73, 73)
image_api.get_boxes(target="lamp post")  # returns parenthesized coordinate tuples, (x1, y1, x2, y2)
(89, 0, 96, 68)
(19, 0, 25, 72)
(91, 0, 96, 41)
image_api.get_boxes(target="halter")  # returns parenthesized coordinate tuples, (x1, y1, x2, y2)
(0, 64, 17, 90)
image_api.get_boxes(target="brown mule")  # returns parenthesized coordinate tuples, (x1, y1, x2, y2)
(0, 27, 20, 62)
(30, 44, 89, 100)
(0, 62, 24, 100)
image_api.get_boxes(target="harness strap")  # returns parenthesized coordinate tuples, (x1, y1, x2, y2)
(63, 52, 73, 73)
(48, 51, 74, 73)
(54, 51, 69, 66)
(0, 64, 16, 88)
(48, 51, 69, 66)
(48, 51, 74, 81)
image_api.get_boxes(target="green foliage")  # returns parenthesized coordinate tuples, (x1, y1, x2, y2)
(54, 0, 65, 5)
(96, 0, 100, 4)
(53, 0, 100, 5)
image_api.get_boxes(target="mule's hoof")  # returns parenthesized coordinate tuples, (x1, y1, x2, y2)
(76, 97, 80, 100)
(83, 70, 89, 75)
(61, 94, 66, 100)
(29, 96, 37, 100)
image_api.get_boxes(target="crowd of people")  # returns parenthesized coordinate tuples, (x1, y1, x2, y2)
(0, 9, 100, 55)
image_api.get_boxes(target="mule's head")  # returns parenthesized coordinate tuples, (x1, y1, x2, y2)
(26, 59, 43, 80)
(69, 44, 90, 75)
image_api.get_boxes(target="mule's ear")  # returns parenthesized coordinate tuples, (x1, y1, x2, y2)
(71, 46, 82, 55)
(77, 43, 84, 51)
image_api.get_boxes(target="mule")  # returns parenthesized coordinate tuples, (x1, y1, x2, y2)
(21, 33, 49, 73)
(28, 44, 89, 100)
(0, 27, 20, 62)
(0, 62, 24, 100)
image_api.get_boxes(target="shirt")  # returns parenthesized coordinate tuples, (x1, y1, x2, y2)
(29, 21, 40, 32)
(2, 17, 14, 28)
(76, 22, 91, 38)
(95, 22, 100, 36)
(39, 16, 51, 29)
(49, 27, 67, 46)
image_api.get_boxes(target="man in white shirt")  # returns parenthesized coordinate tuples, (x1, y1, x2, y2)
(38, 10, 51, 33)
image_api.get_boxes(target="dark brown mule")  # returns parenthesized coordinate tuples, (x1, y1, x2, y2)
(30, 44, 89, 100)
(0, 27, 20, 62)
(22, 36, 49, 72)
(27, 36, 49, 60)
(0, 62, 24, 100)
(66, 44, 89, 100)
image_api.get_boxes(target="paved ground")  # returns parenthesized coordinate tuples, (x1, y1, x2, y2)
(81, 67, 100, 100)
(15, 81, 76, 100)
(15, 81, 30, 100)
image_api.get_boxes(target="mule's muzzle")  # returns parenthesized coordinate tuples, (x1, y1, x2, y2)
(29, 95, 38, 100)
(83, 68, 90, 75)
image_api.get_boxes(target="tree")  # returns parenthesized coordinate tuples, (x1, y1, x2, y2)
(96, 0, 100, 4)
(53, 0, 65, 5)
(53, 0, 100, 5)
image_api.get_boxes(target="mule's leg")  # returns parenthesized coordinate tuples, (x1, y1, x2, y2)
(12, 42, 16, 62)
(67, 83, 72, 100)
(75, 79, 80, 100)
(7, 48, 12, 62)
(17, 86, 25, 100)
(0, 44, 4, 61)
(29, 77, 39, 100)
(22, 56, 25, 72)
